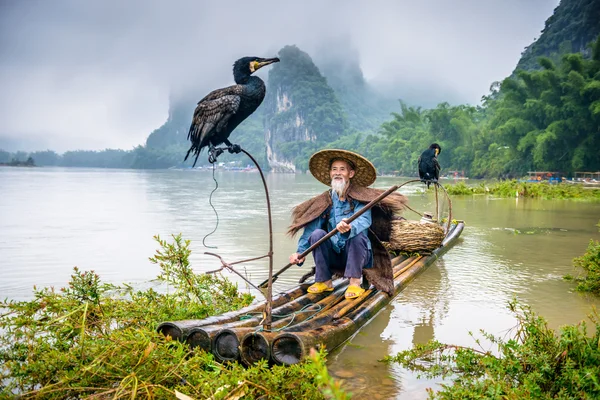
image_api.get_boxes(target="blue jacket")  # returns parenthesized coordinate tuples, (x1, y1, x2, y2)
(296, 190, 372, 254)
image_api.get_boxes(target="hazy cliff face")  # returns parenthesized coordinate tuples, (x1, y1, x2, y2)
(263, 45, 347, 172)
(264, 87, 318, 172)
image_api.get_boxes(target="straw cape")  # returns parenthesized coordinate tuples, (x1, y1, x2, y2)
(288, 150, 407, 295)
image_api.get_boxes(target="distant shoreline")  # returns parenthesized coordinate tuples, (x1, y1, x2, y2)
(0, 163, 35, 167)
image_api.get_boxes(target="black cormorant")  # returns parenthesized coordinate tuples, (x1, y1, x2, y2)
(418, 143, 442, 188)
(184, 56, 280, 166)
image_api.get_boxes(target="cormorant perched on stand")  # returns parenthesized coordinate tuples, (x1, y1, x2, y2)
(184, 56, 280, 166)
(418, 143, 442, 188)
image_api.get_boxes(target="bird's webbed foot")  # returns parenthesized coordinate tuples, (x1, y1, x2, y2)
(208, 145, 225, 164)
(227, 144, 242, 154)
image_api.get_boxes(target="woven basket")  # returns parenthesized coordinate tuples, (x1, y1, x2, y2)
(385, 220, 444, 254)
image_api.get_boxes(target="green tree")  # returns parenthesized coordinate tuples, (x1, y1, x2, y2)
(491, 42, 600, 175)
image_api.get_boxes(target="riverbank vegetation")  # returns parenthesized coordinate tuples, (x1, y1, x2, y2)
(0, 234, 345, 399)
(564, 221, 600, 295)
(386, 300, 600, 399)
(443, 180, 600, 201)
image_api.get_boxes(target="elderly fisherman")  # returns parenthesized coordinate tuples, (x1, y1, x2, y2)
(288, 149, 407, 299)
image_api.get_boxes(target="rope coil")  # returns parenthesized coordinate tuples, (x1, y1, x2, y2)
(202, 162, 220, 249)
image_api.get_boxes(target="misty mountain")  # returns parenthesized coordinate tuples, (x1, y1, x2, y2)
(262, 45, 348, 172)
(144, 96, 192, 150)
(515, 0, 600, 72)
(312, 41, 397, 134)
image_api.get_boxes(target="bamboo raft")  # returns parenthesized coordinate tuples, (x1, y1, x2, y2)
(158, 221, 465, 365)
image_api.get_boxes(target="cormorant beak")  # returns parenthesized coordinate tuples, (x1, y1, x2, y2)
(435, 149, 439, 156)
(255, 57, 280, 70)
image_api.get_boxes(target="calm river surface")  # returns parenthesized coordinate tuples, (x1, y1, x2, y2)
(1, 166, 600, 398)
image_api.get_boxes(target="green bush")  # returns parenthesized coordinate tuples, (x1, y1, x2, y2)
(386, 300, 600, 399)
(0, 234, 346, 399)
(565, 221, 600, 294)
(569, 239, 600, 294)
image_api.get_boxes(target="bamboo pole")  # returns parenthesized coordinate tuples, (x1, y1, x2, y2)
(393, 256, 424, 278)
(271, 319, 356, 365)
(390, 254, 408, 266)
(332, 289, 373, 319)
(213, 327, 257, 362)
(390, 255, 415, 271)
(332, 256, 423, 320)
(239, 331, 280, 365)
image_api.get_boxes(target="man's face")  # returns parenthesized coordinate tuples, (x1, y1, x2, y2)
(330, 160, 355, 185)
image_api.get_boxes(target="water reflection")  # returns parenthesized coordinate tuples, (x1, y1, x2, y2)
(412, 309, 435, 346)
(328, 307, 400, 399)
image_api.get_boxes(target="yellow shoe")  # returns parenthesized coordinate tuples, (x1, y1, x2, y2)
(307, 282, 334, 294)
(345, 285, 365, 299)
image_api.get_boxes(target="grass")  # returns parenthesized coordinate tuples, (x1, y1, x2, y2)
(443, 180, 600, 201)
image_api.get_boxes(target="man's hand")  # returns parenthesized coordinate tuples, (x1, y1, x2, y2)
(336, 219, 351, 234)
(289, 252, 305, 265)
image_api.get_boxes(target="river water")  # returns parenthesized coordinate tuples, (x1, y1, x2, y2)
(1, 166, 600, 398)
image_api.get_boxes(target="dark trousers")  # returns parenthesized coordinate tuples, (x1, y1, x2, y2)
(309, 229, 371, 282)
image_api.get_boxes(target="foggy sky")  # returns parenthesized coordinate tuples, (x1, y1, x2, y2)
(0, 0, 559, 152)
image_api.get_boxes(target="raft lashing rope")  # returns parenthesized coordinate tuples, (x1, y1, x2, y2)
(156, 221, 465, 366)
(240, 303, 324, 330)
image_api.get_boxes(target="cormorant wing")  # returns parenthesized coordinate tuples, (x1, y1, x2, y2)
(197, 84, 243, 104)
(417, 154, 425, 179)
(188, 91, 241, 149)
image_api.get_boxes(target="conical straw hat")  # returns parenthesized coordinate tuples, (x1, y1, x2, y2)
(309, 149, 377, 187)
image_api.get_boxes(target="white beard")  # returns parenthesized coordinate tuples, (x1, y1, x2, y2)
(331, 177, 348, 197)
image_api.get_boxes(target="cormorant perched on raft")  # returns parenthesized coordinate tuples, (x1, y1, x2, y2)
(418, 143, 442, 188)
(184, 56, 280, 166)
